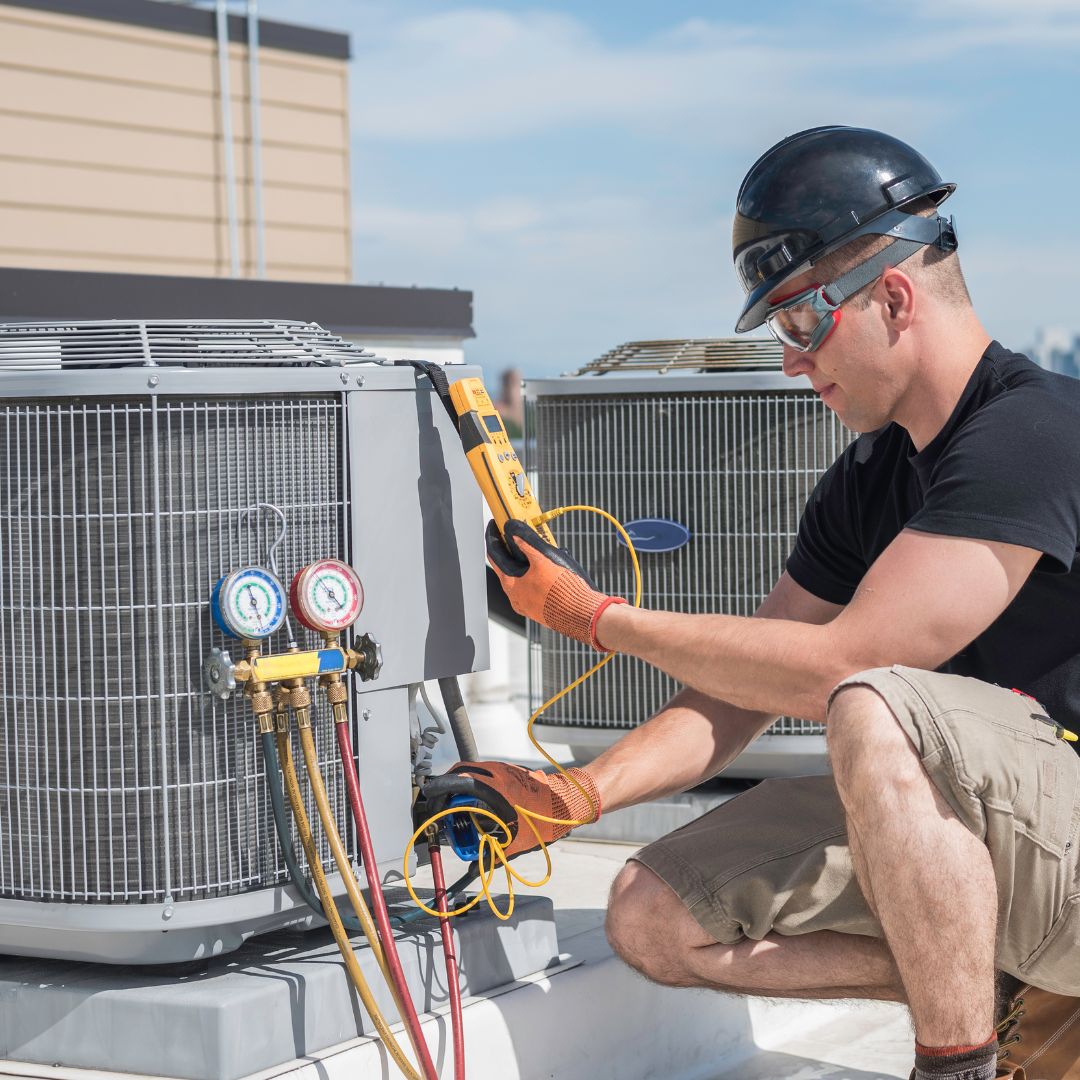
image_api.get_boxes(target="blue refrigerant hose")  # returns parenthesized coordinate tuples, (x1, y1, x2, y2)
(259, 730, 365, 934)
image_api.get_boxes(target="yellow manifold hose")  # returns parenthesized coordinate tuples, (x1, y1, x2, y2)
(276, 729, 422, 1080)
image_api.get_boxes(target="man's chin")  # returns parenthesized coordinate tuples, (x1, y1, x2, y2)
(830, 402, 883, 435)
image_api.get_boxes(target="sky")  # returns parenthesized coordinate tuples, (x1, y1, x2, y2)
(255, 0, 1080, 379)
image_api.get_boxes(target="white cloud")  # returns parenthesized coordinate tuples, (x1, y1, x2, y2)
(346, 8, 938, 143)
(910, 0, 1080, 49)
(255, 2, 1077, 148)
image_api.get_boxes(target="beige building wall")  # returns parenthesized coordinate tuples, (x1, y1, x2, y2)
(0, 3, 351, 281)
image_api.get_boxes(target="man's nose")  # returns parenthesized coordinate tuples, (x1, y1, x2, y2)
(782, 345, 813, 378)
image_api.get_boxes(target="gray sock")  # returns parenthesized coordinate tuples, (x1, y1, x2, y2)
(912, 1038, 998, 1080)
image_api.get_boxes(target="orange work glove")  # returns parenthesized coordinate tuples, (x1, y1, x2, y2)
(419, 761, 602, 859)
(486, 519, 627, 651)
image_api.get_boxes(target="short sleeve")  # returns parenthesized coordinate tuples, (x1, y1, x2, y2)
(786, 447, 867, 605)
(907, 390, 1080, 572)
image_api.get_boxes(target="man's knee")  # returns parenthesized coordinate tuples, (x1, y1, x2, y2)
(606, 860, 697, 982)
(826, 678, 911, 778)
(605, 860, 670, 963)
(827, 675, 939, 819)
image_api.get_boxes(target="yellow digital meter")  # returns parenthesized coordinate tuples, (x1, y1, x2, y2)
(448, 377, 556, 544)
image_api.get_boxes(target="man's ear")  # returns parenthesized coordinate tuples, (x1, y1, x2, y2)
(880, 266, 915, 329)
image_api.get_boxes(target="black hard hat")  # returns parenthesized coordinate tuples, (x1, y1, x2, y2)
(733, 126, 956, 333)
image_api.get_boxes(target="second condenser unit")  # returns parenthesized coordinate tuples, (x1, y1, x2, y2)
(525, 338, 853, 777)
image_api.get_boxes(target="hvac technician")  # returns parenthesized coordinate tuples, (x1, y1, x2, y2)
(437, 127, 1080, 1080)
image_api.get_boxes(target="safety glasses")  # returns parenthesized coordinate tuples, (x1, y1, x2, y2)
(763, 284, 844, 353)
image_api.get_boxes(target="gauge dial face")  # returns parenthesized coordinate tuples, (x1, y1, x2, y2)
(290, 560, 363, 633)
(212, 567, 287, 640)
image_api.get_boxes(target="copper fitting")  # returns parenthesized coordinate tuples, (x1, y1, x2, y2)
(250, 688, 274, 719)
(289, 683, 312, 712)
(325, 681, 347, 706)
(272, 686, 291, 734)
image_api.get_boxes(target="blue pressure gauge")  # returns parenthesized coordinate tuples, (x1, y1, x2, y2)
(211, 566, 287, 640)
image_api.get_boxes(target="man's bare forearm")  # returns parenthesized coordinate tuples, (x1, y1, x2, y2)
(582, 687, 776, 814)
(597, 604, 850, 722)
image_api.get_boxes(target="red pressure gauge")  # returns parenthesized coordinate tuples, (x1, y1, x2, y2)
(289, 559, 364, 634)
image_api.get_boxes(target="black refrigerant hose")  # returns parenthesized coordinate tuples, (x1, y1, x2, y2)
(438, 675, 479, 763)
(259, 731, 365, 934)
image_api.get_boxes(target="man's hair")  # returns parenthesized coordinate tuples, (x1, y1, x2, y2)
(811, 196, 971, 310)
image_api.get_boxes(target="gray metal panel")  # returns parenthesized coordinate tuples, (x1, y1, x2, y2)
(0, 874, 339, 964)
(525, 371, 812, 397)
(348, 372, 489, 688)
(0, 364, 416, 398)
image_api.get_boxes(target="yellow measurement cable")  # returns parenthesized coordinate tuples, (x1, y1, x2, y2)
(277, 726, 423, 1080)
(404, 504, 642, 920)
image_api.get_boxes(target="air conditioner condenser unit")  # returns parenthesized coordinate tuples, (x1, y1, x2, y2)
(0, 319, 488, 964)
(524, 338, 853, 777)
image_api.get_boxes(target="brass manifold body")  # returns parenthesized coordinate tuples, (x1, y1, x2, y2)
(238, 635, 379, 730)
(203, 632, 382, 706)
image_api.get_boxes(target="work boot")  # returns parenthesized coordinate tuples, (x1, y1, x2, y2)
(997, 983, 1080, 1079)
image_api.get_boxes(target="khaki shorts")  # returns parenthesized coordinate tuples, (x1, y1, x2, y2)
(632, 666, 1080, 995)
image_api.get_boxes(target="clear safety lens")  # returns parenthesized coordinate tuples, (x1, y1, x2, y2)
(763, 286, 840, 353)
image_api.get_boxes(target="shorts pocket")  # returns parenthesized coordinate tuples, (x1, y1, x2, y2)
(1016, 738, 1079, 856)
(1018, 893, 1080, 995)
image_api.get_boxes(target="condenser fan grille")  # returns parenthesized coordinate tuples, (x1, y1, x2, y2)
(525, 386, 853, 736)
(0, 395, 354, 903)
(0, 319, 373, 370)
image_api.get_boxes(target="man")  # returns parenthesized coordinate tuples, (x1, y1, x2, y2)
(428, 127, 1080, 1080)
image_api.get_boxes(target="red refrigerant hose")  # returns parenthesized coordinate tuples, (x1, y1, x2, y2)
(334, 721, 440, 1080)
(429, 838, 466, 1080)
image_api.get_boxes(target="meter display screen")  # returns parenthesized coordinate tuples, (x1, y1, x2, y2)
(483, 413, 504, 435)
(290, 559, 364, 634)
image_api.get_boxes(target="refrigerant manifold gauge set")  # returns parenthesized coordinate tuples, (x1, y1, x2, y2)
(203, 558, 381, 701)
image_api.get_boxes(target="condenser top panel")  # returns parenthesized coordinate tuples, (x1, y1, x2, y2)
(0, 320, 375, 371)
(573, 336, 783, 376)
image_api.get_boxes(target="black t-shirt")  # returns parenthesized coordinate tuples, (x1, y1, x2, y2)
(787, 341, 1080, 742)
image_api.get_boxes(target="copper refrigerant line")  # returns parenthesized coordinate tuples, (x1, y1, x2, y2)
(206, 548, 462, 1080)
